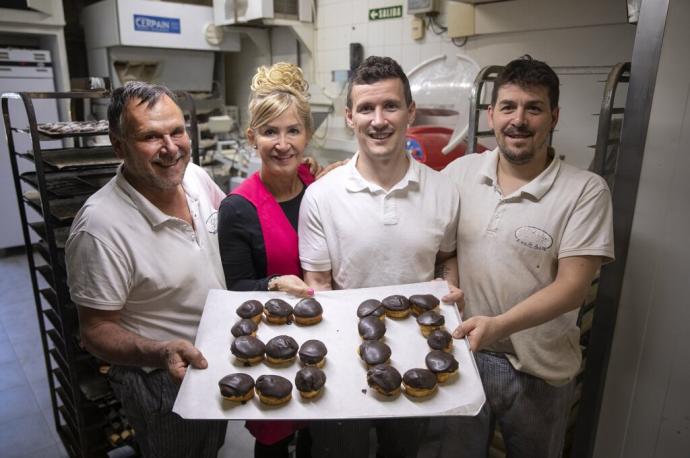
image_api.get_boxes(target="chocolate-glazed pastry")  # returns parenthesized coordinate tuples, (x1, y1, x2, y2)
(264, 298, 294, 324)
(381, 295, 411, 319)
(231, 318, 258, 337)
(409, 294, 440, 316)
(298, 339, 327, 367)
(236, 300, 264, 324)
(295, 366, 327, 399)
(366, 364, 402, 396)
(293, 298, 323, 325)
(402, 368, 438, 398)
(427, 329, 453, 352)
(255, 374, 293, 406)
(416, 310, 445, 337)
(357, 299, 385, 320)
(358, 316, 386, 340)
(231, 335, 265, 365)
(265, 335, 299, 365)
(358, 340, 391, 367)
(425, 350, 459, 383)
(218, 373, 255, 402)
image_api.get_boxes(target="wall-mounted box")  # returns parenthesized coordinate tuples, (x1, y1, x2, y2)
(407, 0, 438, 15)
(447, 1, 475, 38)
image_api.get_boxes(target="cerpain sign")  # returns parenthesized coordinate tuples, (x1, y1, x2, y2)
(133, 14, 181, 34)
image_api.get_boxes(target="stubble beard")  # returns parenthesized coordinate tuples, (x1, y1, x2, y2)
(151, 154, 189, 190)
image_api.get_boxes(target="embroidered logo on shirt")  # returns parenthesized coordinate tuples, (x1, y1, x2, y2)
(206, 212, 218, 234)
(514, 226, 553, 251)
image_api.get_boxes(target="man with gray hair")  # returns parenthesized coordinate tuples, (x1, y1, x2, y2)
(66, 82, 227, 457)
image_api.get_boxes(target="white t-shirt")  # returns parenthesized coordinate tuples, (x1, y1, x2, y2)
(299, 152, 459, 290)
(66, 163, 226, 344)
(443, 148, 614, 383)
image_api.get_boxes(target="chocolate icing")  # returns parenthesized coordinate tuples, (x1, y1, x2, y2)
(265, 335, 299, 359)
(409, 294, 440, 312)
(403, 368, 437, 389)
(265, 298, 294, 317)
(236, 300, 263, 319)
(295, 366, 327, 392)
(357, 299, 385, 318)
(427, 329, 453, 351)
(231, 318, 258, 337)
(367, 364, 402, 393)
(298, 339, 327, 365)
(416, 310, 445, 327)
(255, 374, 293, 398)
(359, 340, 392, 366)
(231, 335, 265, 358)
(219, 373, 255, 397)
(425, 350, 459, 373)
(294, 298, 323, 318)
(381, 295, 411, 311)
(358, 316, 386, 340)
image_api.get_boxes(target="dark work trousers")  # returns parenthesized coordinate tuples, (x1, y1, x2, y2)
(438, 351, 575, 458)
(108, 366, 227, 458)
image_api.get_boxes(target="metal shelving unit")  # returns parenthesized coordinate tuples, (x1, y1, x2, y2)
(1, 87, 199, 457)
(2, 88, 124, 457)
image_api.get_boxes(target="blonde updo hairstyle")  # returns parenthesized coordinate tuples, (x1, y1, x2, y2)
(248, 62, 313, 138)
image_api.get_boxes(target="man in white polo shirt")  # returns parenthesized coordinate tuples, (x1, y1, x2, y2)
(299, 56, 462, 458)
(65, 82, 227, 457)
(440, 56, 615, 458)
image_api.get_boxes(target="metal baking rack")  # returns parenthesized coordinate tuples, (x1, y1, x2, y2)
(1, 87, 201, 457)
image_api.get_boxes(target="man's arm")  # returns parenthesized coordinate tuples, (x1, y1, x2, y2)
(78, 307, 207, 383)
(435, 252, 464, 310)
(454, 255, 601, 351)
(304, 270, 334, 292)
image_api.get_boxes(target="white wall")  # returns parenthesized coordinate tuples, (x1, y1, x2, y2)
(594, 0, 690, 456)
(309, 0, 636, 168)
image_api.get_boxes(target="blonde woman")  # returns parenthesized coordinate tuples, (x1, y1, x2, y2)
(218, 62, 315, 457)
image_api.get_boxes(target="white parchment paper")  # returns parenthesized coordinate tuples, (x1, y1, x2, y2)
(174, 281, 485, 420)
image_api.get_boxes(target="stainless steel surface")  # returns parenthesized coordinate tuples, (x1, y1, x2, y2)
(574, 0, 670, 456)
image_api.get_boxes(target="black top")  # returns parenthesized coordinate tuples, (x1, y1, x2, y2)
(218, 185, 305, 291)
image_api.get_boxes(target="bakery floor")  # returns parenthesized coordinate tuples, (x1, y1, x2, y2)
(0, 252, 450, 457)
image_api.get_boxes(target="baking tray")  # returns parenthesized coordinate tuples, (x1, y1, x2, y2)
(24, 192, 88, 222)
(29, 146, 121, 170)
(37, 120, 109, 137)
(174, 281, 485, 421)
(77, 171, 117, 190)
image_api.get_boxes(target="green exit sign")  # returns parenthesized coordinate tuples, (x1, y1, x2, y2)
(369, 5, 403, 21)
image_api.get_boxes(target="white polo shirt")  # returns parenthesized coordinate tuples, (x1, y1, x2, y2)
(66, 163, 226, 345)
(299, 152, 459, 290)
(443, 148, 614, 384)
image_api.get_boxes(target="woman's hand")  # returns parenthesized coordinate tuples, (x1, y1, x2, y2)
(269, 275, 315, 298)
(302, 156, 322, 176)
(316, 159, 349, 180)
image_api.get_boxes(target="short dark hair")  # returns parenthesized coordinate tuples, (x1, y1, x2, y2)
(346, 56, 413, 109)
(108, 81, 179, 138)
(491, 55, 559, 110)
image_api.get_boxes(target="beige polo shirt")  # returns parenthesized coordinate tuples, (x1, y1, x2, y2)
(66, 163, 226, 345)
(299, 152, 459, 290)
(443, 148, 614, 384)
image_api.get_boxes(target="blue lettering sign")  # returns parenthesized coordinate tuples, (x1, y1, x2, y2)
(133, 14, 181, 34)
